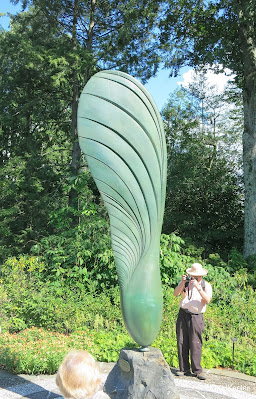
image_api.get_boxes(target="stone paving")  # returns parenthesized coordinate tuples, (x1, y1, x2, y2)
(0, 364, 255, 399)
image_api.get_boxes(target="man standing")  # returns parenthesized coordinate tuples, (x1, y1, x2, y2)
(174, 263, 212, 380)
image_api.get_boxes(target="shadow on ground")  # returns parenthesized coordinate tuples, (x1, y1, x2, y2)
(0, 369, 60, 399)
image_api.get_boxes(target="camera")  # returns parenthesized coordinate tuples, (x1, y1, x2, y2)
(185, 275, 194, 288)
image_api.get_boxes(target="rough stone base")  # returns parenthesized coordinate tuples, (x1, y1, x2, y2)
(103, 347, 180, 399)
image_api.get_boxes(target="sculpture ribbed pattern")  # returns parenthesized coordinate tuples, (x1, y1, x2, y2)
(78, 70, 167, 346)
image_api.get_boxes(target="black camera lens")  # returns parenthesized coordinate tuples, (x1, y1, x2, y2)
(185, 275, 194, 288)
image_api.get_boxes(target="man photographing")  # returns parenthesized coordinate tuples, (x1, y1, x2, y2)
(174, 263, 212, 380)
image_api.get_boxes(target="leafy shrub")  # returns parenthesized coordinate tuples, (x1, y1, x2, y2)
(244, 254, 256, 288)
(0, 279, 123, 334)
(228, 248, 248, 272)
(0, 255, 45, 281)
(0, 327, 134, 374)
(0, 328, 93, 374)
(31, 220, 117, 291)
(204, 263, 237, 304)
(0, 235, 255, 376)
(160, 233, 193, 286)
(0, 324, 255, 376)
(203, 338, 256, 376)
(29, 175, 118, 292)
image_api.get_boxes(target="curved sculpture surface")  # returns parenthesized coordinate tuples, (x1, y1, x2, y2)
(78, 70, 167, 346)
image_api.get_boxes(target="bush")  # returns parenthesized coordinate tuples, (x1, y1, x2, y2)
(160, 233, 193, 286)
(0, 328, 93, 374)
(0, 327, 134, 374)
(0, 324, 255, 376)
(0, 235, 255, 376)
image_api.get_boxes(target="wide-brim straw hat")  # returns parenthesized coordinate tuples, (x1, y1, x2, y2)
(186, 263, 208, 276)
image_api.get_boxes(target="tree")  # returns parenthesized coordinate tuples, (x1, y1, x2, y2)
(159, 0, 256, 258)
(0, 11, 73, 259)
(162, 80, 244, 255)
(183, 67, 243, 173)
(1, 0, 162, 258)
(14, 0, 161, 219)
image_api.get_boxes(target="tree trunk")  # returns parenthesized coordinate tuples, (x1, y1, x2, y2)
(243, 78, 256, 258)
(239, 2, 256, 257)
(69, 0, 96, 217)
(84, 0, 96, 82)
(69, 0, 81, 218)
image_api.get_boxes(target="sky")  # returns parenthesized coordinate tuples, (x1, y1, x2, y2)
(0, 0, 21, 31)
(0, 0, 232, 111)
(145, 68, 191, 110)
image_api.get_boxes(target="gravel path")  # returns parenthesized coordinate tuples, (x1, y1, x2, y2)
(0, 364, 255, 399)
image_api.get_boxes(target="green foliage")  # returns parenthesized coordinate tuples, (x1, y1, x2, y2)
(160, 233, 192, 286)
(0, 327, 136, 374)
(31, 218, 117, 291)
(246, 254, 256, 272)
(0, 255, 122, 333)
(162, 86, 243, 256)
(0, 324, 254, 376)
(0, 328, 92, 374)
(1, 255, 45, 280)
(0, 280, 255, 375)
(0, 237, 255, 376)
(0, 13, 72, 261)
(158, 0, 256, 259)
(24, 169, 119, 291)
(228, 248, 248, 272)
(202, 339, 256, 377)
(0, 0, 162, 261)
(158, 0, 244, 82)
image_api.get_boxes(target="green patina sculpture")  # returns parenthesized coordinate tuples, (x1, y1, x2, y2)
(77, 70, 167, 347)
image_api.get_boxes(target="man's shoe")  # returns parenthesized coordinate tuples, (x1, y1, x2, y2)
(176, 370, 191, 377)
(196, 373, 206, 380)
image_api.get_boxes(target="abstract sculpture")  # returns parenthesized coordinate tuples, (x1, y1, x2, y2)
(78, 70, 167, 347)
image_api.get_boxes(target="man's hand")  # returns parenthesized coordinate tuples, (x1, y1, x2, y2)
(192, 278, 201, 290)
(174, 275, 187, 297)
(192, 278, 211, 304)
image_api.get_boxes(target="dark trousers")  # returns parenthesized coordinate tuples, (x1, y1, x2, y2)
(176, 308, 205, 374)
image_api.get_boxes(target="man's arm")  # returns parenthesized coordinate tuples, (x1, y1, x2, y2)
(193, 280, 212, 304)
(174, 275, 186, 297)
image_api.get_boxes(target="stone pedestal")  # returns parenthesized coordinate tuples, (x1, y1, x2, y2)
(103, 347, 180, 399)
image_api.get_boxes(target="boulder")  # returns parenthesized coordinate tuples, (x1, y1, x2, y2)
(104, 347, 179, 399)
